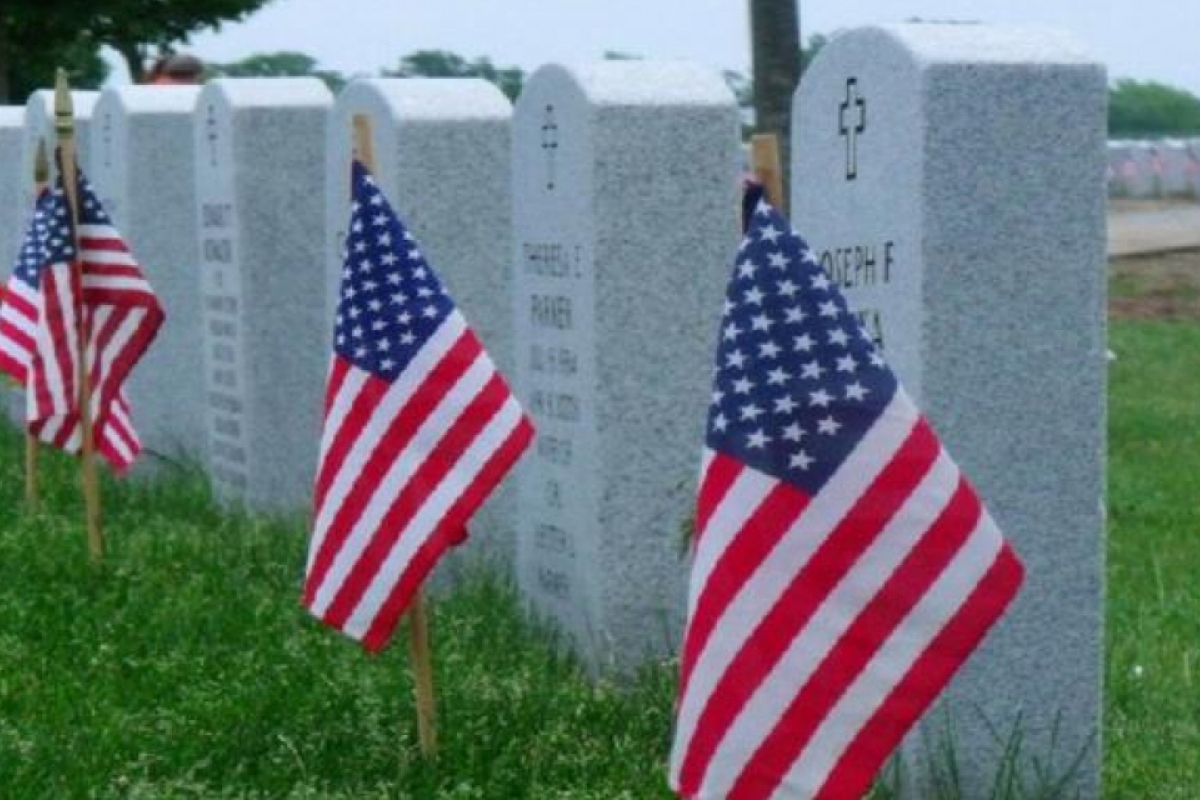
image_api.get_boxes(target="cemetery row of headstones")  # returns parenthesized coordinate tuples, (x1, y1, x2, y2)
(1108, 138, 1200, 198)
(0, 24, 1105, 796)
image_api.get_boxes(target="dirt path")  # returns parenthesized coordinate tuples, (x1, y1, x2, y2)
(1109, 248, 1200, 320)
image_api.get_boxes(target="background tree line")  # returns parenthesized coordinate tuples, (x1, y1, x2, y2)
(3, 0, 1199, 141)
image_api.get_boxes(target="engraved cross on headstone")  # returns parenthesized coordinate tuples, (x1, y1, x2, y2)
(205, 104, 219, 168)
(102, 112, 114, 168)
(838, 77, 866, 181)
(541, 104, 559, 191)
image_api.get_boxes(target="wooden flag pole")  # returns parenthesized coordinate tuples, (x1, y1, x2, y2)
(23, 139, 51, 510)
(750, 133, 786, 214)
(351, 112, 439, 759)
(55, 70, 104, 565)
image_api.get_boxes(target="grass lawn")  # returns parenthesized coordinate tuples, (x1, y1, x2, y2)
(0, 317, 1197, 798)
(0, 428, 675, 799)
(1104, 320, 1200, 798)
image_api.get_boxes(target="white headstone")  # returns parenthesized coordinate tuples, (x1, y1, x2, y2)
(1128, 142, 1160, 198)
(1, 107, 27, 426)
(196, 78, 332, 510)
(793, 24, 1105, 797)
(90, 86, 205, 464)
(1159, 139, 1191, 197)
(326, 78, 515, 567)
(512, 61, 740, 672)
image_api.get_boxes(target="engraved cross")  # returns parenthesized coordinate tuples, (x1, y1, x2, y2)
(206, 104, 219, 167)
(541, 104, 559, 191)
(838, 77, 866, 181)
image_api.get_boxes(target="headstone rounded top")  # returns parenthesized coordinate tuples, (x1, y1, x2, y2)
(522, 61, 734, 107)
(339, 77, 511, 120)
(26, 89, 99, 118)
(96, 85, 202, 114)
(0, 106, 24, 126)
(200, 77, 332, 108)
(807, 24, 1093, 81)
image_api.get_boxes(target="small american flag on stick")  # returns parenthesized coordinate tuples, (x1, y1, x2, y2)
(0, 157, 163, 472)
(303, 160, 533, 651)
(669, 194, 1023, 800)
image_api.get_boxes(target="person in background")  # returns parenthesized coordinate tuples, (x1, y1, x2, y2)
(147, 53, 204, 85)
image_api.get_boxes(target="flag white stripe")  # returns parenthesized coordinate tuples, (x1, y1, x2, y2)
(309, 349, 494, 617)
(687, 463, 776, 617)
(80, 251, 139, 267)
(312, 313, 467, 533)
(775, 515, 1004, 798)
(83, 275, 153, 292)
(342, 396, 526, 639)
(670, 392, 918, 780)
(0, 338, 27, 366)
(698, 448, 958, 797)
(37, 266, 74, 415)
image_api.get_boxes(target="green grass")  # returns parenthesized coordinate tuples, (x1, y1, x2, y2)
(0, 436, 676, 799)
(0, 318, 1197, 798)
(1105, 320, 1200, 798)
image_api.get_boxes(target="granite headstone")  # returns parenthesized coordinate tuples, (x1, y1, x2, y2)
(1, 107, 27, 426)
(90, 86, 205, 464)
(512, 61, 740, 672)
(793, 23, 1106, 797)
(326, 77, 515, 567)
(196, 78, 332, 510)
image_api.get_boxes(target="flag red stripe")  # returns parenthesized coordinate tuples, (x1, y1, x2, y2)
(79, 237, 131, 253)
(816, 545, 1024, 800)
(322, 357, 350, 420)
(695, 453, 743, 538)
(676, 418, 939, 794)
(305, 334, 481, 605)
(680, 475, 810, 699)
(726, 476, 981, 800)
(320, 373, 512, 629)
(360, 415, 535, 651)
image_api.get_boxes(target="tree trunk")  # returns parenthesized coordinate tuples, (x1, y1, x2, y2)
(749, 0, 800, 200)
(115, 41, 146, 84)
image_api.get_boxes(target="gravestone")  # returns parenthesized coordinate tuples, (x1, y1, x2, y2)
(1187, 139, 1200, 198)
(1159, 139, 1190, 197)
(23, 90, 98, 211)
(793, 24, 1105, 797)
(196, 78, 332, 510)
(1, 107, 27, 426)
(90, 86, 206, 464)
(1125, 142, 1156, 198)
(512, 61, 740, 672)
(326, 78, 515, 566)
(1106, 141, 1134, 197)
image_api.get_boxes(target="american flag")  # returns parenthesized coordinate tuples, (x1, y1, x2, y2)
(669, 195, 1024, 800)
(303, 161, 533, 651)
(0, 159, 163, 471)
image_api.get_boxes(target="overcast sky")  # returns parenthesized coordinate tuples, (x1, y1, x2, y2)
(161, 0, 1200, 96)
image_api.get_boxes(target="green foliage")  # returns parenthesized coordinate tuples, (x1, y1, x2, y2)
(207, 51, 346, 91)
(388, 50, 524, 102)
(1109, 79, 1200, 137)
(5, 37, 108, 102)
